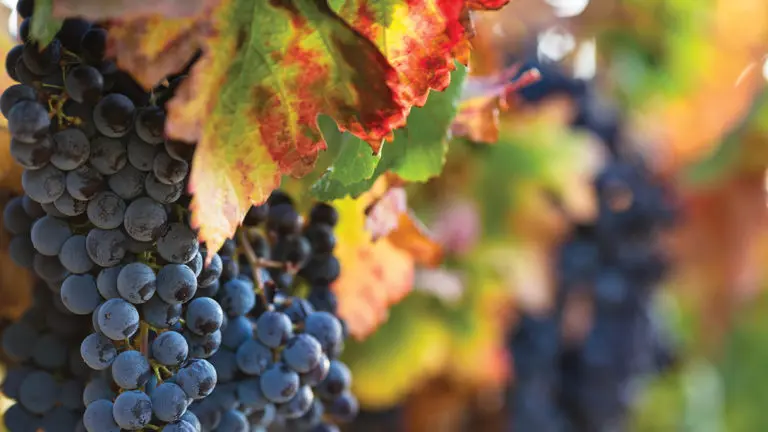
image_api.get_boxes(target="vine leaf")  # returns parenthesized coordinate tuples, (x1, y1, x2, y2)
(312, 64, 468, 201)
(52, 1, 509, 253)
(333, 192, 415, 339)
(31, 0, 62, 46)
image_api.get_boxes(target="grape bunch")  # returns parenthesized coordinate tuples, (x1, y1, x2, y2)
(508, 61, 679, 431)
(0, 2, 357, 431)
(186, 196, 356, 432)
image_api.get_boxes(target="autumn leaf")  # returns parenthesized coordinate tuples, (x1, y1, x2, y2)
(332, 193, 415, 339)
(51, 1, 510, 253)
(452, 66, 541, 143)
(313, 64, 468, 201)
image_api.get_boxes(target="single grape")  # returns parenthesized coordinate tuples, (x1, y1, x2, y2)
(53, 191, 88, 216)
(127, 133, 158, 171)
(87, 191, 125, 229)
(221, 315, 253, 350)
(260, 363, 299, 404)
(51, 128, 90, 171)
(22, 163, 66, 204)
(66, 164, 104, 201)
(157, 222, 199, 264)
(19, 370, 58, 414)
(0, 84, 36, 117)
(267, 190, 295, 207)
(8, 99, 49, 143)
(309, 203, 339, 227)
(85, 228, 126, 267)
(60, 274, 100, 314)
(22, 40, 61, 75)
(96, 298, 140, 340)
(217, 409, 248, 432)
(180, 411, 201, 432)
(58, 18, 92, 52)
(145, 173, 183, 204)
(153, 151, 189, 185)
(2, 321, 38, 361)
(151, 330, 189, 366)
(30, 215, 72, 256)
(150, 382, 188, 423)
(300, 354, 330, 387)
(3, 196, 32, 234)
(93, 93, 135, 138)
(117, 262, 157, 304)
(112, 390, 152, 429)
(235, 339, 273, 376)
(176, 359, 217, 399)
(283, 334, 323, 374)
(9, 235, 35, 268)
(95, 265, 122, 299)
(142, 296, 182, 329)
(65, 65, 104, 104)
(89, 135, 127, 175)
(4, 403, 40, 432)
(135, 106, 165, 144)
(256, 310, 294, 348)
(266, 204, 301, 236)
(243, 204, 269, 226)
(217, 278, 256, 317)
(278, 385, 314, 419)
(108, 164, 146, 200)
(10, 135, 53, 170)
(185, 297, 224, 336)
(304, 223, 336, 254)
(123, 196, 168, 242)
(184, 329, 221, 359)
(80, 332, 117, 370)
(300, 255, 341, 285)
(112, 350, 152, 390)
(326, 391, 359, 423)
(279, 297, 316, 323)
(272, 235, 312, 268)
(157, 263, 197, 304)
(59, 235, 95, 274)
(5, 44, 22, 82)
(83, 399, 119, 432)
(15, 56, 41, 86)
(16, 0, 34, 18)
(317, 360, 352, 399)
(81, 27, 107, 61)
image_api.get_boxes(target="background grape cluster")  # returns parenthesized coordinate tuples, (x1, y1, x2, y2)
(508, 59, 679, 431)
(0, 1, 357, 431)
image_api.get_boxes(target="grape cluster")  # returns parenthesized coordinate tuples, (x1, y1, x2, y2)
(1, 2, 356, 431)
(508, 62, 679, 431)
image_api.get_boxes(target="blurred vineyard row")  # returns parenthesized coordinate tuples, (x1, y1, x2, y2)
(3, 0, 768, 431)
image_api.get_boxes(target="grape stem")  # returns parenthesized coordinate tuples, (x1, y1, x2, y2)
(144, 424, 161, 431)
(139, 321, 150, 356)
(236, 228, 271, 307)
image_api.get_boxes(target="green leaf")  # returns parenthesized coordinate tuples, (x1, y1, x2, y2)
(311, 63, 468, 200)
(30, 0, 63, 47)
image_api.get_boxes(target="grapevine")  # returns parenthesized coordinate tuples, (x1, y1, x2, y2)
(509, 61, 679, 431)
(0, 2, 357, 431)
